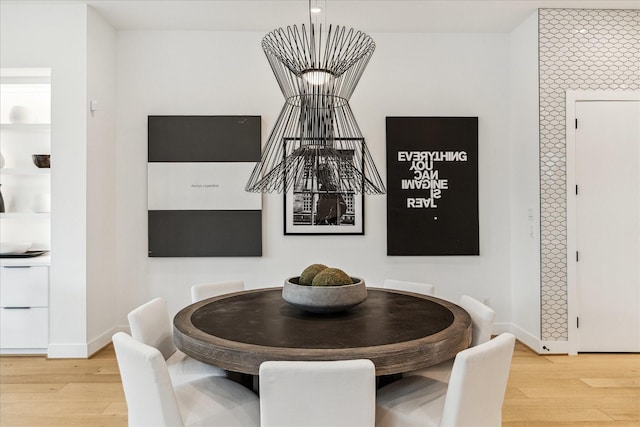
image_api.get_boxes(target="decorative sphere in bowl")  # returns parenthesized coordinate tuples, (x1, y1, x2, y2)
(32, 154, 50, 168)
(282, 276, 367, 313)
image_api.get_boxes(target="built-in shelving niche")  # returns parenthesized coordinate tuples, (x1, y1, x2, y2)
(0, 68, 51, 251)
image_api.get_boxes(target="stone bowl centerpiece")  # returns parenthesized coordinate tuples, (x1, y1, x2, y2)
(283, 264, 367, 314)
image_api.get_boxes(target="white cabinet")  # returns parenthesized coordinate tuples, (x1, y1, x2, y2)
(0, 264, 49, 354)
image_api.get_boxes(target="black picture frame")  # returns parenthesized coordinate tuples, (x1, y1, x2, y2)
(283, 138, 365, 235)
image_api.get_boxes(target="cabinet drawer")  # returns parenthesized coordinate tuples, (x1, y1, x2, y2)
(0, 307, 48, 348)
(0, 266, 48, 307)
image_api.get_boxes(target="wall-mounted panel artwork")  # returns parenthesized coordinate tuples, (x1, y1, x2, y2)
(386, 117, 478, 256)
(148, 115, 262, 257)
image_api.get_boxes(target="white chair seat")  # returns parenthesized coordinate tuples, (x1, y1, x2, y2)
(405, 359, 453, 383)
(175, 376, 260, 427)
(376, 376, 448, 427)
(167, 349, 227, 385)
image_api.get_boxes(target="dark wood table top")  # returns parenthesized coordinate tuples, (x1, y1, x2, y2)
(173, 287, 471, 376)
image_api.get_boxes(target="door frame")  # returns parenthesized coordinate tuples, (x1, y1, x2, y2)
(565, 90, 640, 355)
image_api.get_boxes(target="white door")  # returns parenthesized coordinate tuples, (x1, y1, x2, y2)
(575, 99, 640, 352)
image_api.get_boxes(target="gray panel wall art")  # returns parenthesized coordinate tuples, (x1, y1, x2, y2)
(538, 9, 640, 340)
(147, 115, 262, 257)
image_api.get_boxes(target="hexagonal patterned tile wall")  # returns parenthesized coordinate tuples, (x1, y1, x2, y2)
(538, 8, 640, 340)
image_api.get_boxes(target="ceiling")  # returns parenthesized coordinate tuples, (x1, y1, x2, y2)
(73, 0, 639, 33)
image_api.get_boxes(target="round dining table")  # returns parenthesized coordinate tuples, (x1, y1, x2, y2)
(174, 287, 471, 376)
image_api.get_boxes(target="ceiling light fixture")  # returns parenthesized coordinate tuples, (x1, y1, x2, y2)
(245, 0, 385, 195)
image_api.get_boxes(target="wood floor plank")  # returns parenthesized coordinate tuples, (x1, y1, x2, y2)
(0, 383, 64, 393)
(0, 414, 128, 427)
(581, 377, 640, 388)
(600, 407, 640, 422)
(503, 422, 640, 427)
(503, 396, 640, 408)
(0, 383, 124, 402)
(503, 407, 613, 423)
(518, 385, 638, 399)
(0, 374, 123, 384)
(1, 400, 112, 416)
(102, 401, 127, 416)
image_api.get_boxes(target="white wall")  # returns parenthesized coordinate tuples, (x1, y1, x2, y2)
(115, 30, 513, 326)
(86, 7, 117, 354)
(0, 1, 90, 357)
(508, 12, 542, 349)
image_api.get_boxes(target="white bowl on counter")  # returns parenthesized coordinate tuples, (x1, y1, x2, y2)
(0, 242, 32, 255)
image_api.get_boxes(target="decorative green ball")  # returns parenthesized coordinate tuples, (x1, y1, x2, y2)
(299, 264, 328, 285)
(311, 268, 354, 287)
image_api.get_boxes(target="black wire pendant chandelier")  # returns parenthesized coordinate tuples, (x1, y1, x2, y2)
(245, 1, 385, 195)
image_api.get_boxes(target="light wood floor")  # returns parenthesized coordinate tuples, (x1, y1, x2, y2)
(0, 341, 638, 426)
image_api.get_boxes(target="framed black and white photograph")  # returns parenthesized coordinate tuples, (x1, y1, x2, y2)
(386, 116, 479, 255)
(284, 139, 365, 235)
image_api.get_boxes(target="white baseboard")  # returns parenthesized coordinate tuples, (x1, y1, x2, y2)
(539, 340, 571, 354)
(47, 343, 89, 358)
(508, 323, 544, 353)
(0, 348, 47, 355)
(117, 324, 131, 335)
(48, 325, 131, 359)
(87, 327, 119, 356)
(494, 322, 570, 355)
(48, 323, 571, 358)
(492, 321, 513, 335)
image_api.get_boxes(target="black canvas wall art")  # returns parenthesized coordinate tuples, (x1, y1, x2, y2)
(386, 117, 479, 256)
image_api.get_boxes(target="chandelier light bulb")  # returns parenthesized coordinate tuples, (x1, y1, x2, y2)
(301, 69, 333, 86)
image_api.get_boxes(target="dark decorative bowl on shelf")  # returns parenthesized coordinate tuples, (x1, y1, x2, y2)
(32, 154, 50, 168)
(282, 276, 367, 314)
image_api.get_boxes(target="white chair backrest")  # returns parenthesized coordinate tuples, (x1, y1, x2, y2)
(383, 279, 435, 296)
(112, 332, 184, 427)
(440, 332, 516, 427)
(191, 280, 245, 303)
(127, 297, 176, 360)
(459, 295, 495, 346)
(259, 359, 376, 427)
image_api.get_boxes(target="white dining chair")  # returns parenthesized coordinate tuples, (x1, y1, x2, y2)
(376, 332, 516, 427)
(191, 280, 245, 303)
(127, 297, 226, 385)
(382, 279, 435, 296)
(407, 294, 496, 382)
(259, 359, 377, 427)
(459, 294, 496, 347)
(112, 332, 260, 427)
